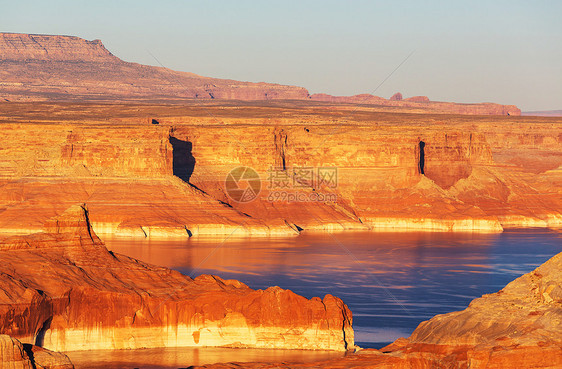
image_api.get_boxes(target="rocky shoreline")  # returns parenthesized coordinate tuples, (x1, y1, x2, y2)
(193, 246, 562, 368)
(0, 205, 353, 368)
(2, 207, 560, 368)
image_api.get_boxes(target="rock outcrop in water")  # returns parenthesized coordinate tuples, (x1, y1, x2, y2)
(0, 33, 520, 115)
(189, 248, 562, 368)
(0, 205, 353, 352)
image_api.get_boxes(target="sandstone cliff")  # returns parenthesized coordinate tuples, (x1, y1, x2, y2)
(0, 33, 520, 115)
(190, 246, 562, 368)
(0, 102, 559, 236)
(0, 205, 353, 352)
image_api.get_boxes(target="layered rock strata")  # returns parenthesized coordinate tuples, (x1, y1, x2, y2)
(0, 205, 353, 352)
(0, 103, 560, 236)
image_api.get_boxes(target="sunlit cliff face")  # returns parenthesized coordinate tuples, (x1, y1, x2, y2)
(0, 102, 560, 238)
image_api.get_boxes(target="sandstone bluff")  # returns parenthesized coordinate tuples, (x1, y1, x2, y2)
(192, 248, 562, 368)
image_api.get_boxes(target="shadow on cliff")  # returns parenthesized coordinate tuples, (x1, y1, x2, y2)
(419, 141, 425, 175)
(169, 136, 196, 183)
(168, 135, 249, 213)
(34, 316, 53, 347)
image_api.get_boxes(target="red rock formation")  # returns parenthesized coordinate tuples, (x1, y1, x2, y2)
(186, 248, 562, 369)
(309, 93, 386, 104)
(0, 33, 520, 115)
(309, 93, 520, 115)
(0, 103, 559, 235)
(390, 92, 403, 101)
(0, 33, 118, 62)
(0, 33, 309, 102)
(0, 335, 32, 369)
(0, 335, 73, 369)
(405, 95, 429, 103)
(0, 205, 353, 352)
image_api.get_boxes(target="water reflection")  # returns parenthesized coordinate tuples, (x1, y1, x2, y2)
(105, 229, 562, 350)
(66, 346, 343, 369)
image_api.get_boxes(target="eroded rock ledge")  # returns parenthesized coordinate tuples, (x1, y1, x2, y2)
(0, 205, 353, 352)
(193, 247, 562, 368)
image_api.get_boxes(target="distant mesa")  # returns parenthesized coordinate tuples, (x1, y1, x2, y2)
(522, 110, 562, 117)
(0, 32, 309, 102)
(405, 95, 430, 103)
(0, 32, 520, 115)
(390, 92, 403, 101)
(0, 33, 118, 62)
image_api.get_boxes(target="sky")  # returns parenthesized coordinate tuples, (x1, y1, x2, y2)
(1, 0, 561, 111)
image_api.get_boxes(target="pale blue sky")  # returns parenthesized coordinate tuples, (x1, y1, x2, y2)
(2, 0, 561, 110)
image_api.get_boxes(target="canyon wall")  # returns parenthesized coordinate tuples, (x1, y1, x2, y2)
(0, 103, 560, 236)
(0, 33, 519, 115)
(0, 123, 171, 178)
(0, 205, 353, 352)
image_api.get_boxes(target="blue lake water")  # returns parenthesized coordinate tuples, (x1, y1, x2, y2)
(68, 228, 562, 368)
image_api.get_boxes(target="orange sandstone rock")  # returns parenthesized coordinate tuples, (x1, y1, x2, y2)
(190, 248, 562, 369)
(0, 335, 73, 369)
(0, 335, 32, 369)
(0, 103, 559, 236)
(0, 205, 354, 352)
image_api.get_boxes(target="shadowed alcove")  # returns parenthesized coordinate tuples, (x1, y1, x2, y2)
(418, 141, 426, 175)
(34, 316, 53, 346)
(169, 136, 196, 183)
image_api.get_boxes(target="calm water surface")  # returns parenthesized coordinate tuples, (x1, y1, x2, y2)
(68, 229, 561, 368)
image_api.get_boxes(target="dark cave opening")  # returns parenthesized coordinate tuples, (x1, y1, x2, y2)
(169, 136, 196, 183)
(419, 141, 426, 175)
(34, 316, 53, 347)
